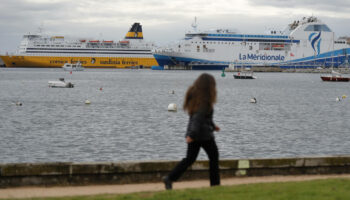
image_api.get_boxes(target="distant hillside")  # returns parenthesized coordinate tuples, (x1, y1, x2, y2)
(339, 36, 350, 45)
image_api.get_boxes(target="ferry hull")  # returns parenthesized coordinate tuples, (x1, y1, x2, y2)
(155, 48, 350, 70)
(153, 54, 227, 70)
(0, 55, 158, 68)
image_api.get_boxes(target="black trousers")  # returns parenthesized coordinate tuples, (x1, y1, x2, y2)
(168, 139, 220, 186)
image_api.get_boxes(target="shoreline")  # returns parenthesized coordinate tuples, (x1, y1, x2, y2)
(2, 156, 350, 188)
(1, 174, 350, 198)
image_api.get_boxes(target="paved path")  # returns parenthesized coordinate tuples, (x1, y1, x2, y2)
(1, 174, 350, 199)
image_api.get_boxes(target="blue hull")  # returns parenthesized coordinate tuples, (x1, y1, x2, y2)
(154, 48, 350, 70)
(153, 54, 228, 70)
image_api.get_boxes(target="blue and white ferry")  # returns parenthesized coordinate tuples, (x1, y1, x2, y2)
(154, 16, 350, 70)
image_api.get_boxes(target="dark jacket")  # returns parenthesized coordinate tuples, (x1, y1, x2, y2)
(185, 108, 215, 141)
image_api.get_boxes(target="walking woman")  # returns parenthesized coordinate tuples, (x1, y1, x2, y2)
(163, 73, 220, 190)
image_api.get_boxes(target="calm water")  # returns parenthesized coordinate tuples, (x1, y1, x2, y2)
(1, 68, 350, 164)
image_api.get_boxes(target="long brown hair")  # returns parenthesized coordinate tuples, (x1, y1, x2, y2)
(183, 73, 217, 115)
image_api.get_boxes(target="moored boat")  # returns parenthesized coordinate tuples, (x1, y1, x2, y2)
(62, 61, 84, 71)
(320, 70, 350, 82)
(48, 78, 74, 88)
(233, 71, 257, 79)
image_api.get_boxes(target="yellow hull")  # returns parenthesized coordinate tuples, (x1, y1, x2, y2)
(0, 55, 158, 68)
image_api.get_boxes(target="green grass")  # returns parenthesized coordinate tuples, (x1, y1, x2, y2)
(7, 178, 350, 200)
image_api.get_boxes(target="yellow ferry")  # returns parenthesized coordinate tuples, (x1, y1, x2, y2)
(0, 23, 158, 68)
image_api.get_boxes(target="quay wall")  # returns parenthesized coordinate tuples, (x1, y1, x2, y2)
(1, 156, 350, 188)
(0, 58, 4, 67)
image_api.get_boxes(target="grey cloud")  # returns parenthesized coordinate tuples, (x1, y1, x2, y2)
(247, 0, 350, 13)
(0, 0, 349, 52)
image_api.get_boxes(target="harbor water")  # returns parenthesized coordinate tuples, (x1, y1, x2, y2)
(1, 68, 350, 163)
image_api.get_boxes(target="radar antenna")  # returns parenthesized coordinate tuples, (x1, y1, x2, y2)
(37, 22, 44, 35)
(191, 17, 198, 32)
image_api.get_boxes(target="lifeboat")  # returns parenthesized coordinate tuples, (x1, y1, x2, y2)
(272, 44, 284, 48)
(120, 40, 130, 44)
(103, 40, 114, 43)
(80, 39, 86, 42)
(89, 40, 100, 43)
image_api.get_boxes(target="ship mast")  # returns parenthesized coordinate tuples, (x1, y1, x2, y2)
(191, 17, 198, 33)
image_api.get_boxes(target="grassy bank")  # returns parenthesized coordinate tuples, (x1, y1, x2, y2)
(6, 178, 350, 200)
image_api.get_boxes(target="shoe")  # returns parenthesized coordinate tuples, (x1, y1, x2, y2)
(162, 176, 172, 190)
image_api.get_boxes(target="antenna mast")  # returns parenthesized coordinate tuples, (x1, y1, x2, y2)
(191, 17, 198, 32)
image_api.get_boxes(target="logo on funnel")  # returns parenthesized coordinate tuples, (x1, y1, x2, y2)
(308, 32, 321, 55)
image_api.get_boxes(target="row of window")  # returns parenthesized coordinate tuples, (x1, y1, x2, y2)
(190, 39, 299, 44)
(190, 41, 291, 46)
(26, 48, 151, 52)
(304, 24, 331, 32)
(34, 45, 81, 48)
(25, 51, 152, 55)
(191, 41, 235, 45)
(334, 41, 346, 44)
(206, 34, 288, 39)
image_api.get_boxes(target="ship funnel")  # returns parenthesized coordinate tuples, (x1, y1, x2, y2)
(125, 23, 143, 39)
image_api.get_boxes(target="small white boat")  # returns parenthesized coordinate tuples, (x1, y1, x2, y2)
(233, 71, 257, 79)
(48, 78, 74, 88)
(62, 62, 84, 71)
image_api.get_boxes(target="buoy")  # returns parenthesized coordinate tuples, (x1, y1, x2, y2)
(336, 97, 341, 102)
(167, 103, 177, 112)
(85, 100, 91, 104)
(15, 102, 22, 106)
(250, 97, 257, 103)
(221, 68, 226, 77)
(100, 87, 103, 91)
(342, 95, 347, 99)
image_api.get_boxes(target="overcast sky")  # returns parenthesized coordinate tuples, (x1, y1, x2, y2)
(0, 0, 349, 52)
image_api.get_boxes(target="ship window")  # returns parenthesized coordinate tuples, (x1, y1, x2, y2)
(304, 24, 331, 32)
